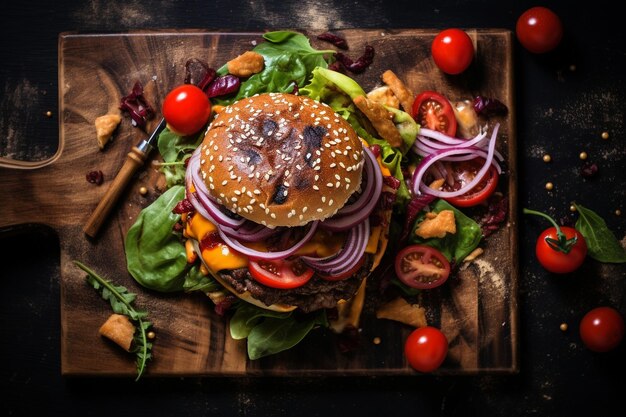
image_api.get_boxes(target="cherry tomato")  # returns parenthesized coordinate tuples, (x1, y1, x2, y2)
(249, 258, 314, 289)
(411, 91, 457, 137)
(516, 6, 563, 54)
(431, 28, 475, 75)
(404, 326, 448, 373)
(162, 84, 212, 136)
(395, 245, 450, 289)
(579, 307, 625, 352)
(443, 159, 499, 207)
(535, 226, 587, 273)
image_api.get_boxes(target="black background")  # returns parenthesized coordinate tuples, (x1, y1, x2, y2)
(1, 1, 624, 416)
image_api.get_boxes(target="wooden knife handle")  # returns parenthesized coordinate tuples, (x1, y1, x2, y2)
(83, 146, 148, 238)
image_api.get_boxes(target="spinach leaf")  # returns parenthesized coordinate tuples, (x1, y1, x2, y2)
(125, 185, 189, 292)
(229, 303, 328, 360)
(410, 199, 482, 263)
(216, 31, 334, 104)
(574, 203, 626, 263)
(182, 265, 221, 293)
(156, 128, 203, 187)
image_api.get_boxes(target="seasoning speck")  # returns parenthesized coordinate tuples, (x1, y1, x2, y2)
(560, 323, 568, 332)
(601, 131, 609, 140)
(570, 205, 577, 212)
(139, 186, 148, 195)
(616, 209, 622, 216)
(542, 154, 552, 163)
(545, 182, 554, 191)
(373, 336, 381, 345)
(45, 110, 52, 118)
(147, 331, 156, 340)
(579, 151, 588, 160)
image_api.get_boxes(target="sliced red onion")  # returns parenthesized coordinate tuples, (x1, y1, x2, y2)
(185, 149, 246, 229)
(412, 124, 500, 198)
(321, 146, 383, 231)
(335, 148, 375, 216)
(414, 129, 504, 161)
(219, 221, 283, 242)
(302, 218, 370, 275)
(217, 221, 320, 261)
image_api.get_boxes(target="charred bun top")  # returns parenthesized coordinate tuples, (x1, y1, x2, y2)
(198, 93, 364, 227)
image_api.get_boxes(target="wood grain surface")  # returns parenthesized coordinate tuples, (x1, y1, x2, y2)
(0, 29, 518, 376)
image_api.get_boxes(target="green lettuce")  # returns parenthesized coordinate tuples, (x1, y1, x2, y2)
(156, 128, 204, 187)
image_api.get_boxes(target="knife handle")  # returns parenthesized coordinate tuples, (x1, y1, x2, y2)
(83, 146, 148, 238)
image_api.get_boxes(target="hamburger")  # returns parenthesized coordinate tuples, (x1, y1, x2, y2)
(181, 92, 394, 314)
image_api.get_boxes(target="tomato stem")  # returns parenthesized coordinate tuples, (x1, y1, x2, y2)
(523, 208, 578, 254)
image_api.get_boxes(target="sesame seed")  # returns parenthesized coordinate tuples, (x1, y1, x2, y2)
(221, 180, 228, 186)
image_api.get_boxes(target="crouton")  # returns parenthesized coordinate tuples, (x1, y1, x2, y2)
(227, 51, 265, 78)
(99, 314, 135, 351)
(94, 113, 121, 150)
(415, 209, 456, 239)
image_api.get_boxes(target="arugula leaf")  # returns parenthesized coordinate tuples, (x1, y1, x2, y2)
(410, 199, 482, 263)
(156, 128, 204, 187)
(574, 203, 626, 263)
(74, 261, 153, 381)
(125, 185, 190, 292)
(229, 303, 328, 360)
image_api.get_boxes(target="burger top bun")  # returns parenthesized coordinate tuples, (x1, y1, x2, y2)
(198, 93, 364, 227)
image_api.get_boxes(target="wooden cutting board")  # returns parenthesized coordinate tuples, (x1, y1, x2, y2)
(0, 29, 518, 376)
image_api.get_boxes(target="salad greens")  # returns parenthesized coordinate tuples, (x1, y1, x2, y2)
(409, 199, 482, 263)
(74, 260, 152, 381)
(300, 67, 418, 204)
(574, 203, 626, 263)
(216, 31, 335, 103)
(156, 128, 204, 187)
(230, 303, 328, 360)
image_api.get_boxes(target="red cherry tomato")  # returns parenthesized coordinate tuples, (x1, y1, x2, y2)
(394, 245, 450, 289)
(162, 84, 212, 136)
(404, 326, 448, 373)
(443, 158, 499, 207)
(249, 258, 314, 289)
(516, 6, 563, 54)
(411, 91, 457, 137)
(431, 28, 475, 75)
(535, 226, 587, 273)
(579, 307, 625, 352)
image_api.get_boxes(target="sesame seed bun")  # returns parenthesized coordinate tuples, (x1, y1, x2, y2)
(198, 93, 364, 227)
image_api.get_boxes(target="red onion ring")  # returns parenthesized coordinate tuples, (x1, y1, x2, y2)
(412, 124, 500, 198)
(302, 218, 370, 275)
(216, 221, 320, 261)
(321, 146, 383, 231)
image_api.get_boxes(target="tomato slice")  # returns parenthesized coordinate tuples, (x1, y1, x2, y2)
(249, 258, 314, 289)
(441, 158, 499, 207)
(394, 245, 450, 289)
(411, 91, 457, 137)
(318, 255, 366, 281)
